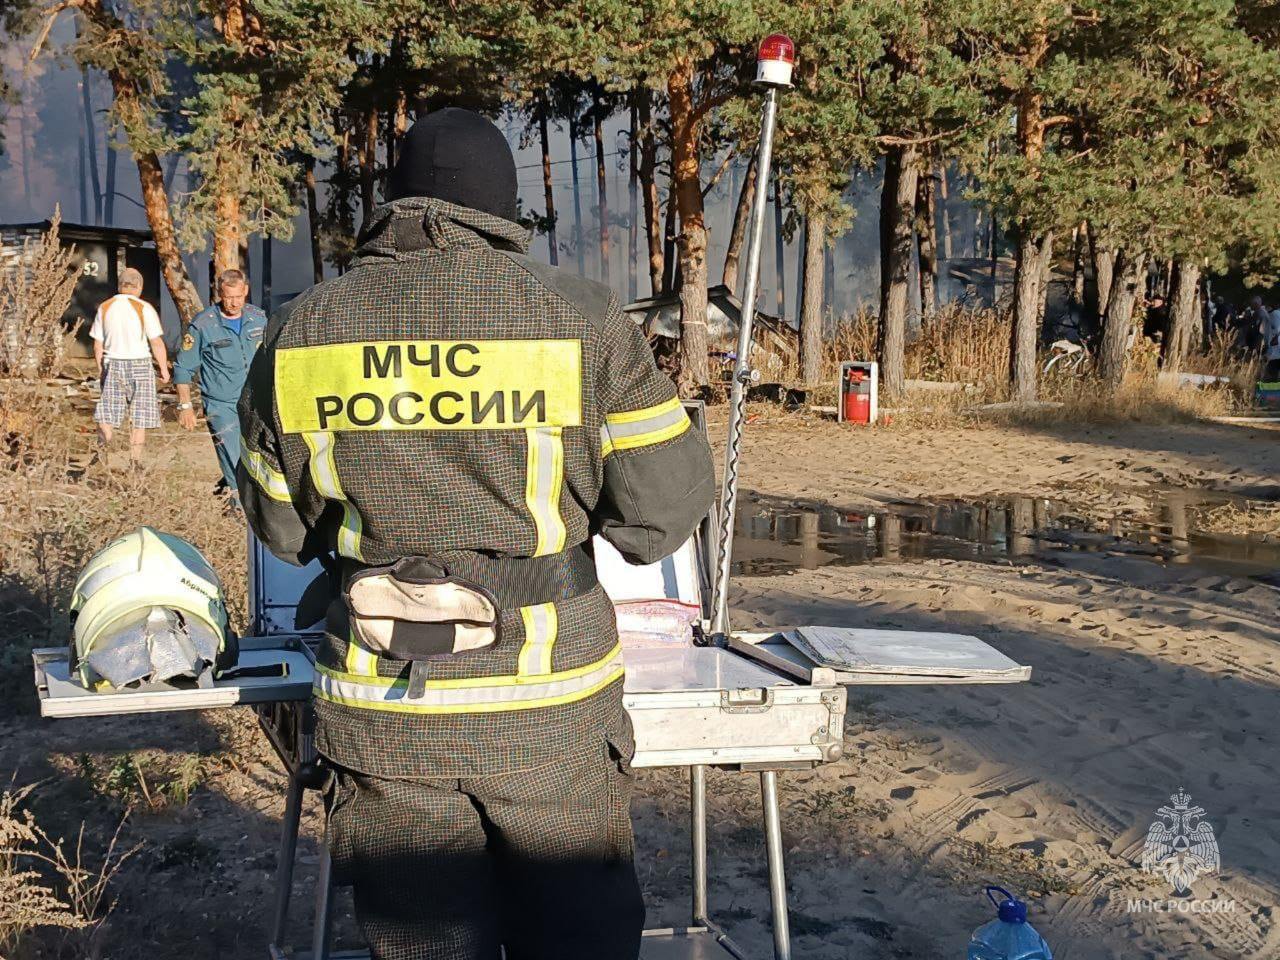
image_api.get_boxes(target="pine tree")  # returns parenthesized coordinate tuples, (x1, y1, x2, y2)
(1068, 0, 1280, 386)
(30, 0, 205, 324)
(561, 0, 765, 392)
(968, 0, 1084, 401)
(173, 0, 368, 275)
(861, 0, 991, 400)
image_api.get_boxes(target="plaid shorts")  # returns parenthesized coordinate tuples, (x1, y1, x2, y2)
(95, 358, 160, 429)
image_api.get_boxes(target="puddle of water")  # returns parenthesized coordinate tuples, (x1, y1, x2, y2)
(731, 490, 1280, 582)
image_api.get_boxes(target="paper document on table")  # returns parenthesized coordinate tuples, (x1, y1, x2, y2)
(784, 627, 1030, 680)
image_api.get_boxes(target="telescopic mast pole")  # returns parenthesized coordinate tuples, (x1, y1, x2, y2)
(711, 35, 795, 638)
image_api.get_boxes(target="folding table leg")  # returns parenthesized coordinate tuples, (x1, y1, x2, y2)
(311, 845, 334, 960)
(690, 764, 708, 926)
(270, 771, 305, 951)
(760, 771, 791, 960)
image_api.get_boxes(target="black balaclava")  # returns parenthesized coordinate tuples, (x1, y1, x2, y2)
(386, 108, 519, 223)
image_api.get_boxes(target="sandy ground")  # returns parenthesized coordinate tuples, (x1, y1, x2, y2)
(709, 406, 1280, 521)
(3, 399, 1278, 959)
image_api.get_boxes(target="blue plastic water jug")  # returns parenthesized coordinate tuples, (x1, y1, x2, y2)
(967, 886, 1053, 960)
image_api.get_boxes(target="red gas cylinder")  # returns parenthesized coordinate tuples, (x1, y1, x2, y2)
(843, 370, 871, 424)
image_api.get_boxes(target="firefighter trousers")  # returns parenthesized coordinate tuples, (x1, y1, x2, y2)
(325, 736, 645, 960)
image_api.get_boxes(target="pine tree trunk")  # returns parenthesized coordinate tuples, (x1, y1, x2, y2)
(773, 178, 786, 316)
(1098, 248, 1147, 390)
(1010, 229, 1046, 401)
(662, 189, 679, 294)
(393, 88, 408, 157)
(668, 58, 710, 392)
(358, 109, 379, 234)
(878, 144, 919, 401)
(1094, 248, 1116, 321)
(915, 171, 938, 321)
(1012, 22, 1051, 382)
(569, 111, 585, 275)
(593, 93, 609, 284)
(1035, 230, 1054, 328)
(824, 242, 836, 310)
(1163, 258, 1201, 372)
(104, 131, 117, 224)
(304, 157, 323, 284)
(800, 212, 826, 385)
(972, 199, 984, 259)
(938, 165, 952, 261)
(212, 188, 241, 277)
(81, 70, 103, 223)
(262, 235, 273, 308)
(212, 0, 248, 276)
(1070, 222, 1086, 309)
(78, 120, 88, 224)
(138, 146, 203, 325)
(1088, 223, 1117, 322)
(97, 53, 202, 325)
(628, 100, 638, 300)
(637, 92, 663, 295)
(539, 99, 559, 266)
(334, 125, 352, 274)
(722, 153, 756, 291)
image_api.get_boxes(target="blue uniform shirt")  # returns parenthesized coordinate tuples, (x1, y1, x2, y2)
(174, 303, 268, 405)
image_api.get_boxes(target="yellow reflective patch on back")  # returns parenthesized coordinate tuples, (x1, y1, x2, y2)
(275, 339, 583, 433)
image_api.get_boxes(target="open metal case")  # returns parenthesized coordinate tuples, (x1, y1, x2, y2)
(32, 402, 1029, 960)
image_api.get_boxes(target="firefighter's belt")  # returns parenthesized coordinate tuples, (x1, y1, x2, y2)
(340, 544, 598, 610)
(340, 546, 598, 699)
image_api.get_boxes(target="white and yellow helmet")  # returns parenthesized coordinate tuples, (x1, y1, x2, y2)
(69, 527, 233, 689)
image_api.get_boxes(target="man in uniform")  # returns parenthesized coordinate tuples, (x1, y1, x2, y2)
(238, 108, 714, 960)
(175, 268, 268, 502)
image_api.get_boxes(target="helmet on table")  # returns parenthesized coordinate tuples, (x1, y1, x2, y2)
(69, 527, 236, 689)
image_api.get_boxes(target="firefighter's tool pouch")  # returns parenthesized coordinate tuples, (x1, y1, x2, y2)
(345, 558, 500, 699)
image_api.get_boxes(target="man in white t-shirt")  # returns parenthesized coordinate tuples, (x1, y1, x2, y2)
(90, 267, 170, 465)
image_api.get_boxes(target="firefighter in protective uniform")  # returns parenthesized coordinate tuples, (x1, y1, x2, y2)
(238, 108, 714, 960)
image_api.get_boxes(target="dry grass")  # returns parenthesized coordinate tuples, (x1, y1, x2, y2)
(0, 781, 137, 959)
(0, 210, 80, 380)
(797, 306, 1260, 426)
(815, 305, 1012, 391)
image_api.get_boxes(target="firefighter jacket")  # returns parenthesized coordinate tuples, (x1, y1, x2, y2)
(238, 197, 715, 777)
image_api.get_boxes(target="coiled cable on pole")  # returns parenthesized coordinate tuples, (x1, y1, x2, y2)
(710, 84, 782, 638)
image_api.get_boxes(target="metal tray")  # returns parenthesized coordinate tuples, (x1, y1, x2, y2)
(32, 636, 314, 718)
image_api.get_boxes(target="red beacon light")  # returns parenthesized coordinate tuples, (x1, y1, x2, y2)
(755, 33, 795, 87)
